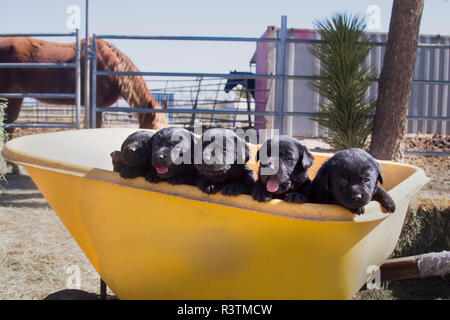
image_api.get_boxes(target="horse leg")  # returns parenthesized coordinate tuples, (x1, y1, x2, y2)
(2, 98, 23, 174)
(3, 98, 23, 137)
(95, 111, 103, 128)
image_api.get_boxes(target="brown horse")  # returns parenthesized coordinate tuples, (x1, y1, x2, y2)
(0, 37, 168, 134)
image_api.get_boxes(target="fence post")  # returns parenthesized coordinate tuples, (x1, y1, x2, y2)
(84, 0, 91, 128)
(275, 15, 287, 135)
(90, 34, 98, 129)
(75, 28, 81, 129)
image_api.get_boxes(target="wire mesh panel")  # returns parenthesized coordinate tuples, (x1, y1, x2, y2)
(100, 76, 268, 130)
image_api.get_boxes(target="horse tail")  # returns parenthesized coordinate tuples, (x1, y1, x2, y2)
(95, 39, 167, 129)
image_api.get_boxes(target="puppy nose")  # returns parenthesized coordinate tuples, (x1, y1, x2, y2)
(156, 153, 167, 160)
(351, 193, 362, 201)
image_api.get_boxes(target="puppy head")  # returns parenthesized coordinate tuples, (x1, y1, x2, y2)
(150, 127, 194, 179)
(194, 128, 250, 180)
(256, 135, 314, 195)
(318, 148, 383, 210)
(120, 131, 153, 167)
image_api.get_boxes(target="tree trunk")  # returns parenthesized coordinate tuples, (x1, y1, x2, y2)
(370, 0, 424, 160)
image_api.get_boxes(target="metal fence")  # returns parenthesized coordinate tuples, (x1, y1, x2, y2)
(2, 16, 449, 155)
(89, 16, 450, 137)
(0, 30, 81, 129)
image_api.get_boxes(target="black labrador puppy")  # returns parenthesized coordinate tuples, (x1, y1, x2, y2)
(110, 130, 154, 179)
(309, 148, 396, 214)
(252, 135, 314, 203)
(194, 128, 255, 195)
(145, 126, 197, 185)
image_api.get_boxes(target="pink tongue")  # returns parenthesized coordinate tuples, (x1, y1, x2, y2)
(156, 166, 168, 174)
(266, 178, 280, 193)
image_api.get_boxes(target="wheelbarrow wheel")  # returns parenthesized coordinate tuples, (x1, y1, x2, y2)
(44, 289, 101, 300)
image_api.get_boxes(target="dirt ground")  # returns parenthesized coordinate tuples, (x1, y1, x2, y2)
(0, 128, 448, 300)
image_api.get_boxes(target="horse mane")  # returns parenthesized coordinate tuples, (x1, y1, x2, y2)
(96, 39, 167, 129)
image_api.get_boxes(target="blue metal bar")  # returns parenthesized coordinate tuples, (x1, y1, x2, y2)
(75, 28, 81, 129)
(95, 106, 277, 116)
(0, 32, 76, 37)
(309, 148, 449, 156)
(286, 74, 450, 85)
(0, 93, 75, 99)
(404, 150, 450, 156)
(97, 69, 450, 86)
(96, 34, 450, 50)
(275, 15, 288, 135)
(95, 106, 450, 121)
(84, 0, 91, 129)
(0, 63, 76, 68)
(91, 35, 98, 128)
(2, 122, 77, 129)
(406, 115, 450, 120)
(96, 70, 278, 79)
(412, 79, 450, 85)
(96, 34, 279, 43)
(287, 38, 450, 49)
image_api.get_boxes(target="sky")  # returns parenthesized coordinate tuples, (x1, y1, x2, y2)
(1, 0, 449, 76)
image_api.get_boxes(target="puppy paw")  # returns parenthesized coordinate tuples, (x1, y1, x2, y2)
(350, 207, 365, 215)
(284, 191, 308, 203)
(251, 189, 272, 202)
(221, 183, 248, 196)
(120, 167, 143, 179)
(381, 198, 396, 213)
(167, 175, 185, 185)
(201, 184, 221, 194)
(145, 171, 162, 183)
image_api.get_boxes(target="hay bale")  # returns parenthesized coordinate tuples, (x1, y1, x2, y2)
(356, 200, 450, 300)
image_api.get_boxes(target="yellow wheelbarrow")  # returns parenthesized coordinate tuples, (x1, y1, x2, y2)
(2, 128, 429, 299)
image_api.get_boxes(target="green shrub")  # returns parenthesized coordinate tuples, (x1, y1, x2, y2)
(309, 12, 376, 150)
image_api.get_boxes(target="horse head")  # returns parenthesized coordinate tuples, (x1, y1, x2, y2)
(223, 71, 256, 99)
(139, 100, 168, 130)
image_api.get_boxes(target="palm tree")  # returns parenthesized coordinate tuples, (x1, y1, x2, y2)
(309, 13, 376, 150)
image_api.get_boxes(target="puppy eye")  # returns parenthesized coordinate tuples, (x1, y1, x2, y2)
(363, 177, 371, 183)
(339, 179, 348, 185)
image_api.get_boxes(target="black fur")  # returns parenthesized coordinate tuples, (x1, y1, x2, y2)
(194, 128, 255, 195)
(252, 135, 314, 203)
(110, 131, 154, 179)
(145, 126, 197, 186)
(309, 148, 396, 214)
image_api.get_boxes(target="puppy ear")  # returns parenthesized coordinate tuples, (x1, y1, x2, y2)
(374, 160, 384, 184)
(301, 148, 314, 169)
(317, 162, 330, 191)
(297, 143, 314, 169)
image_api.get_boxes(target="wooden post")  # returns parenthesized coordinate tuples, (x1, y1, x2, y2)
(380, 251, 449, 282)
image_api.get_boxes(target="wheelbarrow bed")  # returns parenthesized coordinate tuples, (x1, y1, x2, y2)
(2, 128, 429, 299)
